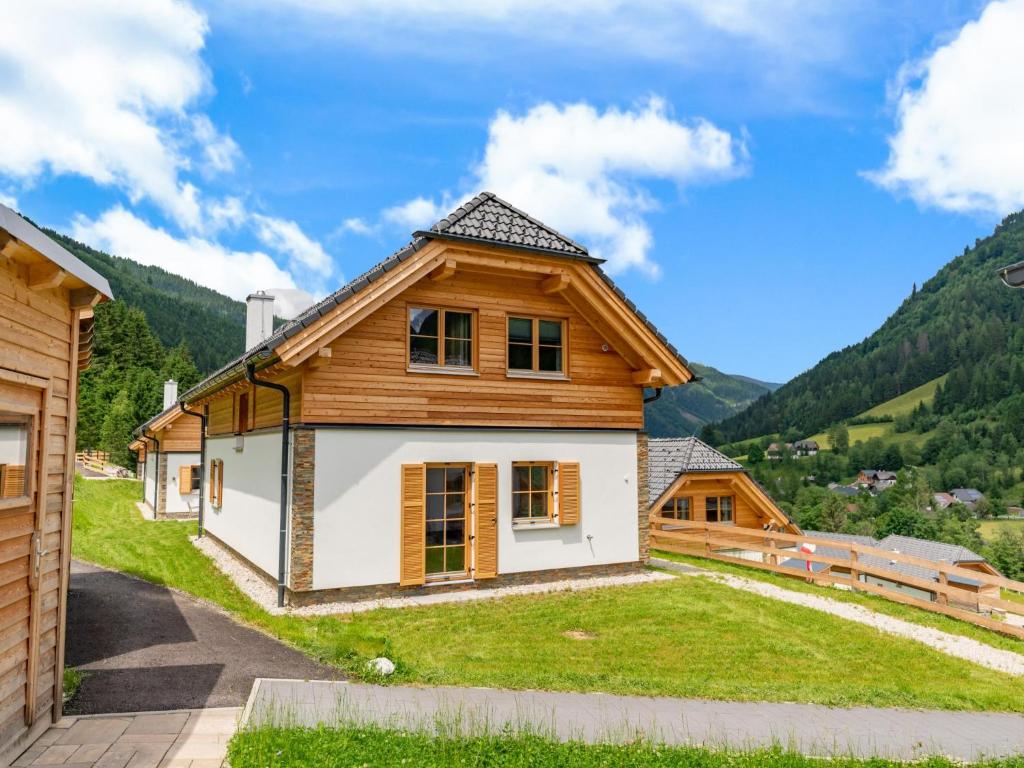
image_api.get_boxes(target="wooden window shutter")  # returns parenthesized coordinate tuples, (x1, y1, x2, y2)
(209, 460, 217, 503)
(558, 462, 581, 526)
(399, 464, 426, 586)
(216, 460, 224, 506)
(474, 463, 498, 579)
(179, 464, 192, 491)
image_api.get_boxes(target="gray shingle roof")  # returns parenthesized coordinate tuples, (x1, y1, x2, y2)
(182, 191, 691, 402)
(648, 437, 742, 501)
(423, 192, 591, 257)
(876, 534, 986, 565)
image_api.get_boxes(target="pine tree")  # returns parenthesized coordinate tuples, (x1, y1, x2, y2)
(100, 389, 137, 468)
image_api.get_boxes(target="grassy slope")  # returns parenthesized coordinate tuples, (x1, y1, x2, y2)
(73, 478, 1024, 712)
(806, 374, 946, 448)
(228, 725, 1019, 768)
(980, 518, 1024, 542)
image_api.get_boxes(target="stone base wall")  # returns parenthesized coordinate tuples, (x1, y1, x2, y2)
(289, 429, 315, 591)
(637, 431, 650, 564)
(155, 509, 198, 521)
(286, 561, 644, 607)
(156, 454, 167, 515)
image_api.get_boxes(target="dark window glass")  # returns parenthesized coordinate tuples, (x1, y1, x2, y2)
(426, 468, 445, 494)
(0, 418, 30, 499)
(426, 494, 444, 520)
(508, 344, 532, 370)
(409, 308, 438, 336)
(508, 317, 564, 374)
(538, 347, 562, 372)
(426, 521, 444, 546)
(508, 317, 533, 343)
(411, 308, 473, 368)
(538, 320, 562, 345)
(190, 466, 202, 493)
(409, 336, 438, 365)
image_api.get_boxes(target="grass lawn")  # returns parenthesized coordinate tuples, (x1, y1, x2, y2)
(652, 549, 1024, 656)
(860, 375, 947, 419)
(73, 478, 1024, 712)
(227, 725, 1023, 768)
(980, 518, 1024, 542)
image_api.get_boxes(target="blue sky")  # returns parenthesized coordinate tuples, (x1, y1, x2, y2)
(4, 1, 1023, 382)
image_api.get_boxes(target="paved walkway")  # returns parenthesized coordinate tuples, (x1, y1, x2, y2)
(13, 708, 240, 768)
(66, 560, 341, 714)
(244, 678, 1024, 761)
(652, 557, 1024, 676)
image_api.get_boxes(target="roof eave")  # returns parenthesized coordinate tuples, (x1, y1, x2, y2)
(413, 230, 605, 264)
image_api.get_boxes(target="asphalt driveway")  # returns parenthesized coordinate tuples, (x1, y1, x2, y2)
(65, 560, 341, 714)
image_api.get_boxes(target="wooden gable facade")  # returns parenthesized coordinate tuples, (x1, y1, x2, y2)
(0, 204, 111, 762)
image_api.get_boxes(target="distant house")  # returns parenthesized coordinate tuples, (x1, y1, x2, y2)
(766, 442, 792, 460)
(782, 531, 1000, 605)
(828, 483, 860, 498)
(793, 439, 819, 457)
(932, 492, 956, 510)
(856, 469, 897, 493)
(950, 488, 984, 509)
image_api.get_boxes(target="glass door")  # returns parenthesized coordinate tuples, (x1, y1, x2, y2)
(424, 464, 469, 580)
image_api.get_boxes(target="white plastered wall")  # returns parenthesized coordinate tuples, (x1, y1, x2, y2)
(311, 428, 638, 591)
(144, 454, 158, 508)
(163, 452, 201, 514)
(205, 431, 283, 577)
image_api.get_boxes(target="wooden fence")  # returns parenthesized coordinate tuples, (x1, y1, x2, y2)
(75, 451, 110, 473)
(650, 517, 1024, 640)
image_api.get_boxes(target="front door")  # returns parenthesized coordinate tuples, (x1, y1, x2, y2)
(0, 369, 49, 749)
(424, 464, 469, 580)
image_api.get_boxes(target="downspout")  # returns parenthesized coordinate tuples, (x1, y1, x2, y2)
(245, 363, 290, 608)
(643, 388, 663, 404)
(179, 402, 208, 537)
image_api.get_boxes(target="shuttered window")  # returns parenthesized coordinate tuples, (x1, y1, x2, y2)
(474, 463, 498, 579)
(400, 464, 426, 586)
(178, 465, 192, 493)
(558, 462, 581, 526)
(209, 459, 224, 508)
(511, 462, 553, 523)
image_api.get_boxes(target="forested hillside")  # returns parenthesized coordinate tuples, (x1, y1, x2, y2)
(644, 363, 779, 437)
(715, 211, 1024, 442)
(44, 229, 246, 372)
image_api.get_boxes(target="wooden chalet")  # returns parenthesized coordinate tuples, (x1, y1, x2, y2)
(0, 203, 111, 761)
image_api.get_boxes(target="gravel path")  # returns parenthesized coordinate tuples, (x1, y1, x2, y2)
(194, 535, 673, 616)
(652, 557, 1024, 676)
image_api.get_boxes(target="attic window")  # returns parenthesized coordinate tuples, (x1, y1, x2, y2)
(706, 496, 734, 524)
(408, 307, 474, 370)
(507, 317, 565, 375)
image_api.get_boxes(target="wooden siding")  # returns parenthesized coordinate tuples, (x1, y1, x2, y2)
(152, 411, 202, 452)
(664, 473, 794, 532)
(301, 269, 642, 428)
(205, 371, 302, 437)
(0, 256, 82, 757)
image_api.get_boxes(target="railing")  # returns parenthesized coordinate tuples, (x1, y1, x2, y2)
(75, 451, 111, 473)
(650, 516, 1024, 640)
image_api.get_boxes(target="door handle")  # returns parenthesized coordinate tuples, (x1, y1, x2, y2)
(30, 532, 48, 588)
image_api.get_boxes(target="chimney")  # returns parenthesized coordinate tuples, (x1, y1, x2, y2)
(246, 291, 276, 349)
(163, 379, 178, 410)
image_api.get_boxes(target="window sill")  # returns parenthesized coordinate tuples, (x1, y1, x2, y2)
(407, 365, 479, 377)
(512, 520, 560, 530)
(505, 370, 570, 382)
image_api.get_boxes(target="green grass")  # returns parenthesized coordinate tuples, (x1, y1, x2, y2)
(62, 667, 85, 703)
(979, 518, 1024, 542)
(227, 724, 1024, 768)
(652, 549, 1024, 655)
(74, 478, 1024, 712)
(860, 375, 947, 419)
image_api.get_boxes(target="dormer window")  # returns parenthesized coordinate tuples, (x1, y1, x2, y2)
(408, 307, 474, 370)
(507, 316, 566, 376)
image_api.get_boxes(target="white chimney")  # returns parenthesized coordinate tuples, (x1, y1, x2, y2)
(246, 291, 276, 349)
(163, 379, 178, 410)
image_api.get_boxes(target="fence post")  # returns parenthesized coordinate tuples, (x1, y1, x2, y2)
(850, 547, 860, 590)
(938, 570, 949, 606)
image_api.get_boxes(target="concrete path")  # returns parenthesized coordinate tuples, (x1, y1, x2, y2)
(13, 708, 240, 768)
(652, 557, 1024, 676)
(66, 561, 341, 714)
(243, 678, 1024, 761)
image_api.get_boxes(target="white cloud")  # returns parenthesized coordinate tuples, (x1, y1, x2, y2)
(869, 0, 1024, 215)
(0, 1, 239, 230)
(382, 197, 451, 230)
(72, 206, 317, 317)
(338, 217, 376, 236)
(0, 191, 17, 210)
(251, 214, 333, 276)
(385, 99, 745, 275)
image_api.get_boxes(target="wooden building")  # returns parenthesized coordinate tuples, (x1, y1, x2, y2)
(0, 204, 111, 762)
(132, 381, 203, 519)
(177, 192, 695, 606)
(648, 437, 799, 533)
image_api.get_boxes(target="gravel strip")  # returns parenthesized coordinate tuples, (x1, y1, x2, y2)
(652, 558, 1024, 676)
(194, 535, 674, 616)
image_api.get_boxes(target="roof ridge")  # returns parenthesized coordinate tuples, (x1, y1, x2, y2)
(431, 192, 494, 233)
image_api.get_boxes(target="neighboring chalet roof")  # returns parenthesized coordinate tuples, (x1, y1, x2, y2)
(182, 192, 694, 403)
(876, 534, 987, 566)
(648, 437, 742, 500)
(829, 485, 861, 497)
(951, 488, 984, 503)
(0, 203, 113, 298)
(794, 440, 819, 448)
(133, 402, 196, 438)
(782, 530, 878, 573)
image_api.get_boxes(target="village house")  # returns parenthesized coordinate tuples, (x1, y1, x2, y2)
(766, 441, 792, 460)
(174, 193, 695, 606)
(647, 437, 799, 534)
(0, 204, 111, 762)
(130, 379, 203, 520)
(950, 487, 984, 510)
(932, 492, 956, 510)
(793, 439, 819, 457)
(856, 469, 897, 493)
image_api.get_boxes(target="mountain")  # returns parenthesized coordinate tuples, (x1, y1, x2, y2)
(714, 211, 1024, 444)
(43, 229, 246, 372)
(644, 362, 780, 437)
